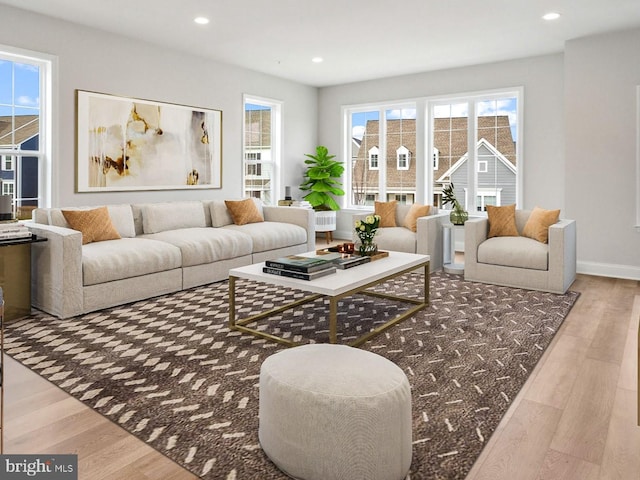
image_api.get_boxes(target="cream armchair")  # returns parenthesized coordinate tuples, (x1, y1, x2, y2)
(352, 205, 449, 272)
(464, 209, 576, 294)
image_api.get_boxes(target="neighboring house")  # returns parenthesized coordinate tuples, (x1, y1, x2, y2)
(0, 115, 40, 215)
(353, 116, 516, 209)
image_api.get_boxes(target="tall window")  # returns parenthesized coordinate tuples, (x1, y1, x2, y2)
(0, 46, 53, 218)
(344, 89, 521, 212)
(346, 104, 417, 206)
(243, 96, 281, 205)
(430, 91, 520, 212)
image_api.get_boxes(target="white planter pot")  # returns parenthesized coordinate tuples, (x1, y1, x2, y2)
(314, 210, 336, 233)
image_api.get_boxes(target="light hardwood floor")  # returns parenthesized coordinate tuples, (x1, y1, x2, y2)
(2, 241, 639, 479)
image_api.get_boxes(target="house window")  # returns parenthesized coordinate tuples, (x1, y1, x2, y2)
(478, 160, 488, 173)
(397, 146, 410, 170)
(369, 147, 379, 169)
(243, 96, 282, 205)
(0, 47, 54, 217)
(2, 181, 14, 196)
(433, 148, 439, 170)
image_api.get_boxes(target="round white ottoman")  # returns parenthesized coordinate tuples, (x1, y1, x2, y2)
(259, 344, 412, 480)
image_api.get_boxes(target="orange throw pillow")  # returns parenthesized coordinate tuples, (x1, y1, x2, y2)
(225, 198, 264, 225)
(62, 206, 121, 245)
(403, 204, 431, 232)
(522, 206, 560, 243)
(374, 200, 397, 227)
(486, 204, 519, 238)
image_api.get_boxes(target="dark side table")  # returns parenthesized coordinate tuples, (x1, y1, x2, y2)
(0, 235, 47, 321)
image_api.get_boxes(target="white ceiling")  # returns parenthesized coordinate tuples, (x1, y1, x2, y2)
(3, 0, 640, 87)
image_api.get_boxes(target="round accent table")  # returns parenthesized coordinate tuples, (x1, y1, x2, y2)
(258, 343, 412, 480)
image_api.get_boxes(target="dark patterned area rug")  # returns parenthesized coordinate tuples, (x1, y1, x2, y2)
(4, 272, 579, 480)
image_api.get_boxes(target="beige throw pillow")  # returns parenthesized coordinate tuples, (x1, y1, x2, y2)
(522, 206, 560, 243)
(403, 204, 431, 232)
(225, 198, 264, 225)
(374, 200, 397, 227)
(487, 204, 519, 238)
(62, 206, 121, 245)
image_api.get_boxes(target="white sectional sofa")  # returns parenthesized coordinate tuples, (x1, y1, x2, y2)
(27, 200, 315, 318)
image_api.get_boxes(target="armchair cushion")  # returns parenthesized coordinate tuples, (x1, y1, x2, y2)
(62, 207, 121, 245)
(487, 204, 518, 238)
(522, 206, 560, 243)
(403, 204, 431, 232)
(375, 200, 397, 227)
(478, 236, 549, 271)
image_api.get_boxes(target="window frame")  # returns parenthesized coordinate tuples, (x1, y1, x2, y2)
(242, 94, 282, 205)
(0, 44, 56, 211)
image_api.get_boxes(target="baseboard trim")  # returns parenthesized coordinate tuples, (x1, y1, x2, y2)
(577, 261, 640, 281)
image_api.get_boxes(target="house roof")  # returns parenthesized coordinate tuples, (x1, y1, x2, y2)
(436, 137, 517, 183)
(0, 115, 39, 146)
(355, 116, 515, 188)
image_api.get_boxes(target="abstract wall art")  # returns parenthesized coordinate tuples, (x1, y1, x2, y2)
(76, 90, 222, 191)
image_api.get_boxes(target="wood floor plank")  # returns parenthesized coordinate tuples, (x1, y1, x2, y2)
(549, 358, 620, 465)
(470, 399, 563, 480)
(599, 387, 640, 480)
(533, 449, 600, 480)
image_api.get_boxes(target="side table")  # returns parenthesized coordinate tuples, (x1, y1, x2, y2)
(0, 235, 47, 321)
(442, 224, 464, 275)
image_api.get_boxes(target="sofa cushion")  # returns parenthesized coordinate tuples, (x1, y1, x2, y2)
(487, 204, 519, 238)
(141, 228, 253, 267)
(225, 198, 264, 225)
(142, 201, 207, 234)
(403, 204, 431, 232)
(82, 238, 182, 286)
(62, 207, 122, 245)
(477, 236, 549, 271)
(50, 204, 136, 238)
(522, 207, 560, 244)
(223, 221, 307, 253)
(375, 200, 397, 227)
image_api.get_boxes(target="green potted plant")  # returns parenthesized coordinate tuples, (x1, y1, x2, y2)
(299, 145, 345, 211)
(442, 182, 469, 225)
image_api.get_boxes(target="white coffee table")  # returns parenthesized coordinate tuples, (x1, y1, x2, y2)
(228, 251, 430, 347)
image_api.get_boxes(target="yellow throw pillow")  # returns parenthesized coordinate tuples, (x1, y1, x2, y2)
(487, 204, 519, 238)
(374, 200, 397, 227)
(62, 206, 121, 245)
(403, 204, 431, 232)
(225, 198, 264, 225)
(522, 206, 560, 243)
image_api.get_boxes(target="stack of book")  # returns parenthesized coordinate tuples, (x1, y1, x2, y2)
(264, 254, 337, 280)
(0, 221, 32, 241)
(330, 254, 371, 269)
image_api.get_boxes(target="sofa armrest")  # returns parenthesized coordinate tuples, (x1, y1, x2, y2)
(548, 219, 577, 292)
(416, 212, 449, 271)
(263, 206, 316, 251)
(25, 221, 84, 319)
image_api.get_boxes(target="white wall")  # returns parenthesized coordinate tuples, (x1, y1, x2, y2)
(0, 4, 318, 207)
(318, 54, 566, 239)
(565, 27, 640, 279)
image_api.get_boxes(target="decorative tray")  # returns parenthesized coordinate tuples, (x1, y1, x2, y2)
(316, 244, 389, 262)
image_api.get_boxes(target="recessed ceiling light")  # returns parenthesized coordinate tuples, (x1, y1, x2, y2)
(542, 12, 561, 21)
(312, 57, 324, 63)
(194, 16, 210, 25)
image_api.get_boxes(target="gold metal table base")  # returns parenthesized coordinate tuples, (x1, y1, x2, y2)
(228, 262, 429, 347)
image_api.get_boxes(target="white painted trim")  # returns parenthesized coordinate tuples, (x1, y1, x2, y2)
(636, 85, 640, 231)
(577, 260, 640, 281)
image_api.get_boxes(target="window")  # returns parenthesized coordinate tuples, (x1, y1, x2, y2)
(0, 46, 53, 218)
(397, 146, 410, 170)
(368, 147, 379, 169)
(243, 95, 282, 205)
(344, 90, 520, 211)
(430, 91, 520, 212)
(346, 104, 416, 207)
